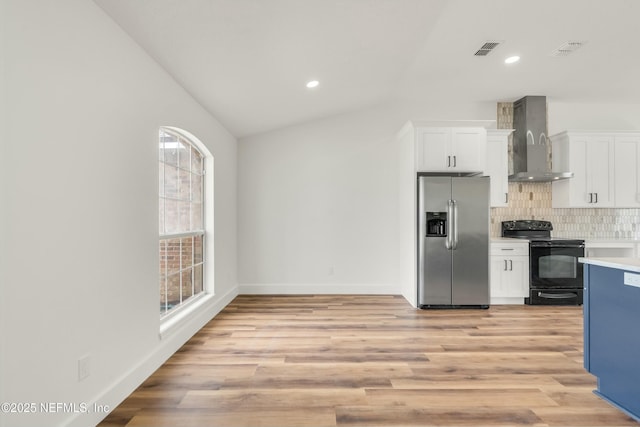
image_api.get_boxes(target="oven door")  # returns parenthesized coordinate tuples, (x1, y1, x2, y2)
(530, 243, 585, 289)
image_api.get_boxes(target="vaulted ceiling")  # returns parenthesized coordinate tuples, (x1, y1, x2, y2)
(95, 0, 640, 138)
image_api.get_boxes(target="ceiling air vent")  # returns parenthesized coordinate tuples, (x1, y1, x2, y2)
(551, 41, 586, 57)
(474, 40, 502, 56)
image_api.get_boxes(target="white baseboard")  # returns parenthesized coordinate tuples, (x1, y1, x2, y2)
(64, 283, 411, 426)
(63, 285, 239, 427)
(490, 297, 525, 305)
(238, 283, 400, 295)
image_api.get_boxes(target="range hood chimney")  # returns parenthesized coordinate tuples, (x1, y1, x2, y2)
(509, 96, 573, 182)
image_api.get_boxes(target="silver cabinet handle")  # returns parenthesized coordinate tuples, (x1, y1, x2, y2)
(453, 155, 457, 167)
(447, 156, 451, 167)
(509, 259, 513, 271)
(501, 248, 514, 251)
(594, 193, 598, 203)
(588, 193, 593, 203)
(504, 193, 508, 203)
(504, 260, 508, 271)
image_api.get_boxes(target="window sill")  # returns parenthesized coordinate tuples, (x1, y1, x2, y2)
(159, 293, 214, 339)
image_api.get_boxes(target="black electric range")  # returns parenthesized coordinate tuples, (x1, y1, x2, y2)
(501, 220, 585, 305)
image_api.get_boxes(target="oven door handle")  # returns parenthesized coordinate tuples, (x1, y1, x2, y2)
(538, 292, 578, 299)
(530, 243, 585, 249)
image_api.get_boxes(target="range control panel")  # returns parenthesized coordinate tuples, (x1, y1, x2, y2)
(502, 220, 553, 232)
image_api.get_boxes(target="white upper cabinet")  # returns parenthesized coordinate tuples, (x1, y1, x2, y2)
(415, 127, 486, 173)
(451, 128, 486, 171)
(415, 128, 449, 171)
(485, 129, 513, 207)
(585, 135, 614, 206)
(552, 131, 640, 208)
(552, 131, 616, 208)
(614, 135, 640, 207)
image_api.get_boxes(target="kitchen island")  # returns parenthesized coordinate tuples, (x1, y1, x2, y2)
(580, 257, 640, 422)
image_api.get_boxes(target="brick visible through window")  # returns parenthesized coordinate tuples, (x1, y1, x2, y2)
(158, 128, 205, 316)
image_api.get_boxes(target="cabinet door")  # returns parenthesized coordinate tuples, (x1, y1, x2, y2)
(563, 135, 614, 207)
(490, 256, 528, 298)
(614, 136, 640, 207)
(566, 135, 590, 207)
(416, 129, 450, 172)
(586, 136, 615, 207)
(507, 257, 529, 297)
(486, 132, 509, 207)
(451, 128, 484, 172)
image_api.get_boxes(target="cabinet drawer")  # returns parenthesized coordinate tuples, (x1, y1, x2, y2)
(491, 243, 529, 256)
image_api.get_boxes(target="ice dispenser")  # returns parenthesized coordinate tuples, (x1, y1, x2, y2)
(426, 212, 447, 237)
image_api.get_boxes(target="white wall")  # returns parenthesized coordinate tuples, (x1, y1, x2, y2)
(238, 96, 640, 299)
(0, 0, 8, 421)
(549, 100, 640, 134)
(0, 1, 237, 427)
(237, 99, 495, 295)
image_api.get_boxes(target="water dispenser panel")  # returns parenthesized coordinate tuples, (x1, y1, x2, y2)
(426, 212, 447, 237)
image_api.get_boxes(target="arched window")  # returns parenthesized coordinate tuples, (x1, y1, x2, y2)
(158, 128, 208, 316)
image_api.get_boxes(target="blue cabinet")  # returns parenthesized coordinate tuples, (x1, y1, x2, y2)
(584, 263, 640, 422)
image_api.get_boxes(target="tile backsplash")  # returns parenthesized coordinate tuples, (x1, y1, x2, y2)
(491, 103, 640, 239)
(490, 182, 640, 238)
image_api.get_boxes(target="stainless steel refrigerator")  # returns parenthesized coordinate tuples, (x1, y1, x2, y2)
(417, 175, 490, 308)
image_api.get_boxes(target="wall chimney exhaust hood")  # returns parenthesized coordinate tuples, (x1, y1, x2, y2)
(509, 96, 573, 182)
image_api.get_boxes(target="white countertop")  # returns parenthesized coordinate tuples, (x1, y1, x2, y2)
(491, 237, 640, 244)
(579, 257, 640, 273)
(584, 238, 640, 244)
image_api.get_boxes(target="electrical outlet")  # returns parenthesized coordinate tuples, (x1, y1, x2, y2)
(78, 355, 90, 381)
(624, 272, 640, 288)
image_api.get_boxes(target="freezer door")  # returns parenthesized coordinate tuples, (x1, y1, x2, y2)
(418, 176, 452, 306)
(451, 177, 490, 305)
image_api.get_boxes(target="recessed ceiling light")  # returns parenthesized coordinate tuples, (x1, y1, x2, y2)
(505, 56, 520, 64)
(306, 80, 319, 89)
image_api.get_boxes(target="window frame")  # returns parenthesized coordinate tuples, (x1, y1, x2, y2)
(158, 127, 211, 320)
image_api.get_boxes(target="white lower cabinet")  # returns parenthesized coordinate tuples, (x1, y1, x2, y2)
(490, 241, 529, 304)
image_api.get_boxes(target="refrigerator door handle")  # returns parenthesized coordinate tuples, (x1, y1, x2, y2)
(451, 200, 458, 250)
(445, 200, 454, 250)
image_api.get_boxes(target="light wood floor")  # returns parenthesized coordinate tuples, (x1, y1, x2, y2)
(99, 295, 638, 427)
